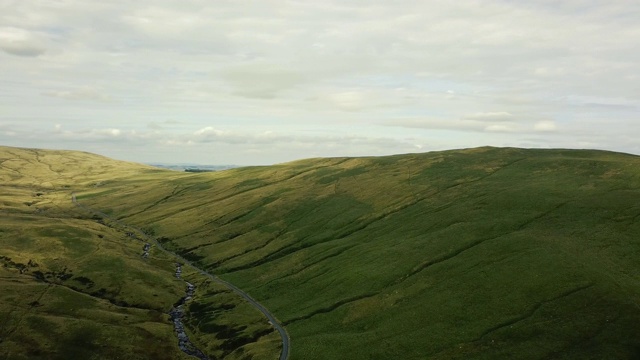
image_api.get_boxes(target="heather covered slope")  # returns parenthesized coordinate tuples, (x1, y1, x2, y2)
(79, 147, 640, 359)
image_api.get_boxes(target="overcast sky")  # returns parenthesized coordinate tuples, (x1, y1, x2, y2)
(1, 1, 638, 165)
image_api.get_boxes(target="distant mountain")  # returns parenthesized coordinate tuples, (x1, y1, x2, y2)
(148, 163, 238, 172)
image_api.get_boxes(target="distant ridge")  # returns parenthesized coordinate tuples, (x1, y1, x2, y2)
(149, 163, 238, 172)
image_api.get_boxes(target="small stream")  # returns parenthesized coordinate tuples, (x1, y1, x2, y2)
(169, 263, 209, 360)
(72, 195, 288, 359)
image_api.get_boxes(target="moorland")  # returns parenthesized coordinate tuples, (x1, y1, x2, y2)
(2, 145, 640, 359)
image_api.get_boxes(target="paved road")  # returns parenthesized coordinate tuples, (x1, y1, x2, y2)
(72, 193, 290, 360)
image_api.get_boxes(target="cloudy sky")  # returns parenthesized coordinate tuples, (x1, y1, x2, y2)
(1, 1, 639, 165)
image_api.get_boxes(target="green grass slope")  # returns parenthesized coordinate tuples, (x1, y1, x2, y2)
(0, 147, 191, 359)
(78, 146, 640, 359)
(0, 146, 279, 360)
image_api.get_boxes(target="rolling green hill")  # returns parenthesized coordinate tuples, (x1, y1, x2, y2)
(0, 147, 279, 360)
(3, 145, 640, 359)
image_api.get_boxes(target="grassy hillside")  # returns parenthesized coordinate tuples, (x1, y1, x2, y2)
(77, 146, 640, 359)
(0, 146, 279, 360)
(77, 148, 640, 359)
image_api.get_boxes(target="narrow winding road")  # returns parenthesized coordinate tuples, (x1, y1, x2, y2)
(72, 193, 290, 360)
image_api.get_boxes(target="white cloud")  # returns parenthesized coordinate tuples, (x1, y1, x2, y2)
(327, 91, 368, 111)
(386, 115, 523, 133)
(0, 27, 46, 57)
(43, 87, 110, 101)
(221, 64, 306, 99)
(464, 112, 514, 121)
(484, 124, 515, 133)
(194, 127, 227, 137)
(105, 128, 121, 137)
(0, 1, 639, 163)
(534, 120, 557, 132)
